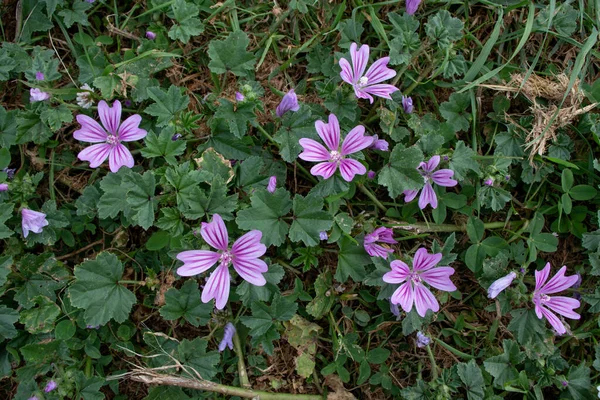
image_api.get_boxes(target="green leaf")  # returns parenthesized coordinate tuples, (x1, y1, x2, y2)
(457, 360, 485, 400)
(68, 252, 137, 326)
(494, 128, 524, 157)
(241, 302, 274, 337)
(565, 364, 594, 400)
(561, 168, 574, 192)
(483, 339, 524, 388)
(466, 217, 485, 243)
(145, 230, 171, 251)
(40, 103, 72, 131)
(194, 177, 237, 220)
(168, 0, 205, 44)
(236, 188, 292, 247)
(0, 48, 17, 81)
(142, 126, 186, 165)
(16, 111, 52, 145)
(439, 92, 470, 132)
(98, 169, 131, 219)
(58, 0, 91, 28)
(19, 3, 53, 42)
(236, 263, 285, 306)
(306, 44, 336, 77)
(75, 185, 100, 218)
(0, 105, 17, 147)
(388, 12, 420, 66)
(425, 10, 464, 49)
(582, 288, 600, 313)
(335, 235, 371, 283)
(208, 31, 256, 77)
(569, 185, 597, 201)
(144, 85, 190, 127)
(165, 161, 203, 212)
(55, 320, 76, 340)
(289, 193, 334, 246)
(0, 306, 19, 341)
(274, 104, 318, 163)
(93, 74, 121, 99)
(367, 348, 390, 364)
(26, 200, 70, 246)
(306, 272, 336, 319)
(0, 256, 12, 288)
(324, 89, 360, 123)
(211, 99, 256, 139)
(13, 254, 68, 309)
(449, 141, 480, 180)
(155, 208, 184, 236)
(194, 148, 234, 183)
(75, 373, 105, 400)
(507, 308, 547, 345)
(124, 170, 157, 230)
(378, 145, 423, 198)
(0, 203, 14, 240)
(19, 296, 60, 334)
(177, 338, 220, 380)
(160, 281, 213, 327)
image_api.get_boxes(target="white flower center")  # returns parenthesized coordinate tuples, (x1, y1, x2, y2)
(357, 76, 369, 88)
(410, 272, 422, 285)
(220, 251, 233, 266)
(329, 150, 343, 163)
(106, 135, 119, 145)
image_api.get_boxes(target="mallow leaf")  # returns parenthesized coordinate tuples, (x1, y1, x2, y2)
(236, 188, 292, 247)
(208, 31, 256, 77)
(160, 281, 212, 327)
(378, 145, 423, 198)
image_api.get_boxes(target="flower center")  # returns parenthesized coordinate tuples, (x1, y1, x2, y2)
(534, 292, 551, 304)
(410, 272, 422, 285)
(329, 150, 343, 163)
(106, 134, 119, 145)
(357, 76, 369, 88)
(220, 251, 233, 266)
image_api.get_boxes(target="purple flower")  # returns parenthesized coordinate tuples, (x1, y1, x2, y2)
(44, 381, 57, 393)
(403, 155, 458, 209)
(339, 43, 398, 104)
(86, 325, 100, 329)
(0, 183, 7, 192)
(389, 299, 401, 320)
(267, 176, 277, 193)
(123, 99, 132, 107)
(416, 331, 430, 347)
(384, 248, 456, 317)
(28, 396, 39, 400)
(74, 100, 147, 173)
(219, 322, 236, 352)
(235, 92, 245, 102)
(35, 72, 44, 81)
(319, 231, 328, 240)
(172, 133, 182, 141)
(299, 113, 372, 182)
(487, 272, 516, 299)
(364, 227, 397, 258)
(532, 263, 580, 335)
(406, 0, 421, 15)
(176, 214, 268, 309)
(276, 89, 300, 117)
(2, 168, 15, 179)
(30, 88, 50, 102)
(146, 31, 156, 40)
(402, 96, 413, 113)
(369, 134, 389, 151)
(21, 209, 49, 238)
(367, 170, 376, 180)
(484, 178, 494, 186)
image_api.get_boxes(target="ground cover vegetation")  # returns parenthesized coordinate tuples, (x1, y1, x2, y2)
(0, 0, 600, 399)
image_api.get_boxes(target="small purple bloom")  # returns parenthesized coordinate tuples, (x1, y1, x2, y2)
(403, 155, 458, 209)
(487, 272, 516, 299)
(44, 381, 57, 393)
(0, 183, 7, 192)
(146, 31, 157, 40)
(86, 325, 100, 329)
(532, 263, 580, 335)
(319, 231, 328, 240)
(30, 88, 50, 102)
(2, 168, 15, 179)
(572, 273, 582, 289)
(218, 322, 236, 352)
(339, 43, 398, 104)
(370, 134, 389, 151)
(484, 178, 494, 186)
(416, 331, 430, 347)
(35, 72, 44, 81)
(299, 113, 372, 182)
(384, 248, 456, 317)
(367, 170, 376, 180)
(364, 227, 397, 258)
(235, 92, 245, 102)
(85, 0, 95, 3)
(276, 89, 300, 117)
(21, 208, 49, 238)
(561, 380, 568, 387)
(172, 133, 182, 141)
(443, 155, 449, 161)
(123, 100, 132, 107)
(74, 100, 147, 173)
(28, 396, 39, 400)
(505, 175, 511, 181)
(177, 214, 268, 309)
(267, 176, 277, 193)
(389, 299, 401, 320)
(402, 96, 414, 113)
(406, 0, 421, 15)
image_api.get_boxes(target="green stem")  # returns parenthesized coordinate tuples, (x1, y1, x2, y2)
(433, 337, 474, 361)
(232, 329, 251, 388)
(357, 184, 387, 212)
(385, 220, 525, 233)
(118, 280, 146, 285)
(425, 344, 439, 380)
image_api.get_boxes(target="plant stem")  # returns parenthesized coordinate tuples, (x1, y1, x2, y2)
(425, 344, 439, 380)
(232, 330, 251, 388)
(385, 219, 526, 234)
(357, 184, 387, 212)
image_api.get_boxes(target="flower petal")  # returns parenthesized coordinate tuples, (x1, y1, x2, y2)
(364, 57, 396, 85)
(545, 296, 581, 320)
(422, 156, 440, 172)
(98, 100, 122, 135)
(78, 143, 112, 168)
(341, 125, 372, 155)
(108, 143, 134, 173)
(118, 114, 147, 141)
(201, 214, 229, 251)
(383, 260, 411, 283)
(176, 250, 220, 276)
(310, 162, 338, 180)
(364, 243, 393, 258)
(232, 257, 267, 286)
(418, 182, 437, 209)
(414, 283, 439, 317)
(232, 230, 266, 260)
(391, 281, 414, 314)
(534, 263, 551, 291)
(537, 305, 567, 335)
(299, 138, 330, 162)
(360, 84, 399, 100)
(315, 114, 340, 151)
(74, 115, 108, 143)
(350, 43, 369, 82)
(339, 159, 366, 182)
(353, 87, 374, 103)
(412, 248, 442, 271)
(420, 267, 456, 291)
(339, 57, 354, 85)
(431, 169, 457, 187)
(201, 264, 230, 310)
(540, 266, 579, 294)
(403, 189, 419, 203)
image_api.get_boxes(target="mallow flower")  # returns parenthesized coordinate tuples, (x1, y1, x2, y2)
(406, 0, 421, 15)
(384, 248, 456, 317)
(339, 43, 398, 103)
(532, 263, 580, 335)
(369, 134, 389, 151)
(0, 183, 7, 191)
(276, 89, 300, 117)
(21, 208, 49, 238)
(74, 100, 147, 173)
(267, 176, 277, 193)
(30, 88, 50, 102)
(364, 227, 397, 258)
(219, 322, 236, 352)
(44, 381, 57, 393)
(176, 214, 268, 309)
(299, 113, 372, 182)
(402, 96, 413, 113)
(487, 272, 516, 299)
(403, 155, 457, 209)
(416, 331, 430, 347)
